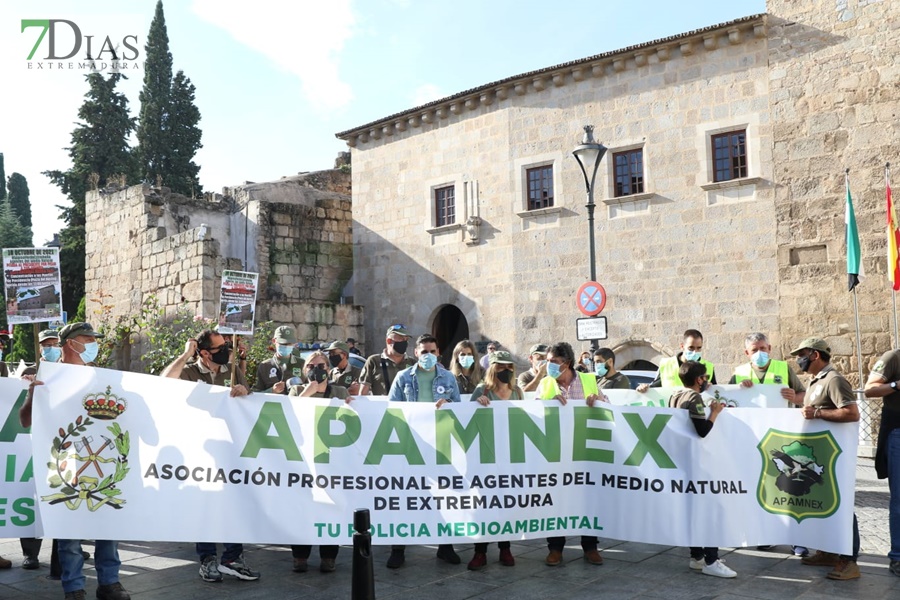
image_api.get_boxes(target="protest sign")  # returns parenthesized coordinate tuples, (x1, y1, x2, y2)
(2, 247, 63, 324)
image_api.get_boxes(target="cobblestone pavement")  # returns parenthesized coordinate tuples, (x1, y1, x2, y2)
(2, 459, 897, 599)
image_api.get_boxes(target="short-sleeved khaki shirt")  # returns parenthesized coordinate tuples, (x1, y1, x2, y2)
(330, 363, 361, 390)
(359, 352, 415, 396)
(179, 360, 248, 388)
(804, 364, 855, 410)
(599, 372, 631, 390)
(288, 383, 349, 399)
(870, 349, 900, 408)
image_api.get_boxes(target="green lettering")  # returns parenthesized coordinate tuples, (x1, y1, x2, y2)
(20, 19, 50, 60)
(364, 408, 425, 465)
(434, 408, 495, 465)
(314, 406, 361, 463)
(622, 413, 676, 468)
(437, 522, 452, 536)
(508, 406, 560, 463)
(0, 391, 30, 442)
(572, 406, 614, 463)
(240, 401, 303, 461)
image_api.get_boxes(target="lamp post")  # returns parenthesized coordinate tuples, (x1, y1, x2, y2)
(572, 125, 608, 349)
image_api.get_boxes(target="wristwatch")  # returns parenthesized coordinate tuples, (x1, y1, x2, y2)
(891, 381, 898, 390)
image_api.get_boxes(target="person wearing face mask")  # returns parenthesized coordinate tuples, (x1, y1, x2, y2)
(519, 344, 549, 392)
(593, 348, 631, 389)
(637, 329, 717, 392)
(326, 340, 360, 394)
(385, 334, 461, 569)
(19, 322, 133, 600)
(254, 325, 305, 393)
(449, 339, 483, 394)
(358, 324, 416, 396)
(667, 360, 735, 578)
(576, 350, 592, 373)
(729, 332, 805, 405)
(286, 351, 351, 574)
(37, 329, 63, 363)
(536, 342, 606, 567)
(789, 338, 861, 581)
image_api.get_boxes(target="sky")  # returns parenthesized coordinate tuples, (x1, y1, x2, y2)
(0, 0, 766, 245)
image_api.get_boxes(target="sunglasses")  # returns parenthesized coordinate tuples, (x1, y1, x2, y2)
(389, 324, 406, 330)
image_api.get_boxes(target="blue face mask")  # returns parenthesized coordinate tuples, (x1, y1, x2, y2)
(275, 345, 293, 358)
(41, 346, 62, 363)
(751, 351, 769, 368)
(684, 350, 702, 362)
(458, 355, 475, 369)
(418, 353, 438, 370)
(547, 362, 562, 379)
(79, 341, 99, 364)
(595, 362, 608, 377)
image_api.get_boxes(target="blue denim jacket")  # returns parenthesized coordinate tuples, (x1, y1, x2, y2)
(387, 363, 461, 402)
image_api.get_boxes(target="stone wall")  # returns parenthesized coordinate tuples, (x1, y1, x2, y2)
(84, 168, 364, 371)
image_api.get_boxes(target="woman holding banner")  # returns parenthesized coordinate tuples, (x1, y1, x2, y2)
(449, 340, 483, 395)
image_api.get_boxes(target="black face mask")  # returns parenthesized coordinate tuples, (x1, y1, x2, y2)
(797, 354, 813, 373)
(208, 346, 231, 366)
(390, 340, 409, 355)
(698, 379, 709, 393)
(496, 369, 513, 384)
(307, 365, 329, 383)
(328, 353, 343, 368)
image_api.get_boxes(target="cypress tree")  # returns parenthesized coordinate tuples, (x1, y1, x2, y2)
(0, 153, 6, 200)
(137, 0, 173, 186)
(44, 72, 136, 316)
(7, 172, 32, 231)
(168, 70, 203, 196)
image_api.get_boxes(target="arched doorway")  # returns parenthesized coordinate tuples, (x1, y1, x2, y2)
(432, 305, 469, 368)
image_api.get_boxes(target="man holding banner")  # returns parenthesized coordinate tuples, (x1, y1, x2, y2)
(19, 322, 131, 600)
(791, 338, 861, 581)
(730, 332, 805, 405)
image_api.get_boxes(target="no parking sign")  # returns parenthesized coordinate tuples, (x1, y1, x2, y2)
(576, 281, 606, 316)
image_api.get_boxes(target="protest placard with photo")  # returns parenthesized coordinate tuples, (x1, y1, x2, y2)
(2, 247, 63, 324)
(216, 270, 259, 335)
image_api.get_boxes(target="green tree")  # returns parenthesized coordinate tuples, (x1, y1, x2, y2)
(137, 0, 173, 186)
(44, 72, 136, 317)
(167, 70, 203, 196)
(7, 324, 36, 363)
(0, 200, 32, 248)
(0, 153, 6, 200)
(7, 172, 32, 231)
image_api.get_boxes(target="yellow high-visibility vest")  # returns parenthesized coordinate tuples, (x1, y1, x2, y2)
(658, 356, 714, 387)
(733, 360, 789, 385)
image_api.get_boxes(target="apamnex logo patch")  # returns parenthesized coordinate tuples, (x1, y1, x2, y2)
(756, 429, 841, 522)
(41, 386, 130, 512)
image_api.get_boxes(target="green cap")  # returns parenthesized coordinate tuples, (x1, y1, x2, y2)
(327, 340, 350, 354)
(790, 337, 831, 356)
(273, 325, 297, 344)
(59, 322, 104, 343)
(529, 343, 549, 356)
(490, 350, 515, 365)
(39, 329, 60, 342)
(385, 324, 411, 338)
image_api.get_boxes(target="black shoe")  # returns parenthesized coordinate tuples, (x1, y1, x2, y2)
(386, 549, 405, 569)
(63, 591, 86, 600)
(436, 545, 461, 565)
(891, 559, 900, 577)
(96, 582, 131, 600)
(82, 550, 91, 560)
(22, 556, 39, 570)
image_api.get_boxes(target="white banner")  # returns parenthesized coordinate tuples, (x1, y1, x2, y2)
(602, 384, 793, 408)
(29, 363, 857, 554)
(1, 378, 38, 537)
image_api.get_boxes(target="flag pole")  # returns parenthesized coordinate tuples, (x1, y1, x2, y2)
(889, 162, 899, 348)
(847, 169, 865, 389)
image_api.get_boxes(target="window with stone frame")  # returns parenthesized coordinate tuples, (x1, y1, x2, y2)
(711, 129, 748, 182)
(527, 165, 554, 210)
(434, 185, 456, 227)
(612, 148, 644, 197)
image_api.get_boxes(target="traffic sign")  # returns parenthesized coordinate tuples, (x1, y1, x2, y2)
(576, 317, 608, 341)
(576, 281, 606, 316)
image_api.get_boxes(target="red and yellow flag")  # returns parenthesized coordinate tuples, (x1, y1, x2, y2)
(888, 169, 900, 291)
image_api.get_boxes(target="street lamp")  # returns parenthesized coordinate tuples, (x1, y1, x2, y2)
(572, 125, 608, 350)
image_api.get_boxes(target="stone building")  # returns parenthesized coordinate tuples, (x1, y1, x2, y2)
(336, 0, 898, 387)
(84, 165, 363, 370)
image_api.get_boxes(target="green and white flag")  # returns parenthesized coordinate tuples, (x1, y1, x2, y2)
(845, 175, 863, 291)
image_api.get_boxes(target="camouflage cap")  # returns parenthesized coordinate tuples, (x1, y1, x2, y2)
(490, 350, 515, 365)
(273, 325, 297, 344)
(59, 322, 104, 343)
(789, 337, 831, 356)
(529, 343, 549, 356)
(38, 329, 60, 342)
(385, 324, 411, 338)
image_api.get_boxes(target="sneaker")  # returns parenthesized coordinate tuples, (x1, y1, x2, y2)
(689, 558, 705, 571)
(436, 545, 461, 565)
(319, 558, 335, 573)
(702, 559, 737, 578)
(0, 555, 10, 569)
(890, 559, 900, 577)
(801, 550, 839, 567)
(386, 548, 405, 569)
(199, 556, 222, 582)
(826, 559, 860, 580)
(467, 552, 487, 571)
(498, 547, 515, 567)
(22, 556, 40, 570)
(96, 582, 131, 600)
(219, 555, 260, 581)
(292, 558, 308, 573)
(64, 591, 86, 600)
(583, 549, 603, 565)
(545, 550, 563, 566)
(792, 546, 809, 557)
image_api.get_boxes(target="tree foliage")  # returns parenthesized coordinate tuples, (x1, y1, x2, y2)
(0, 153, 6, 200)
(44, 72, 136, 316)
(167, 70, 203, 196)
(7, 172, 32, 231)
